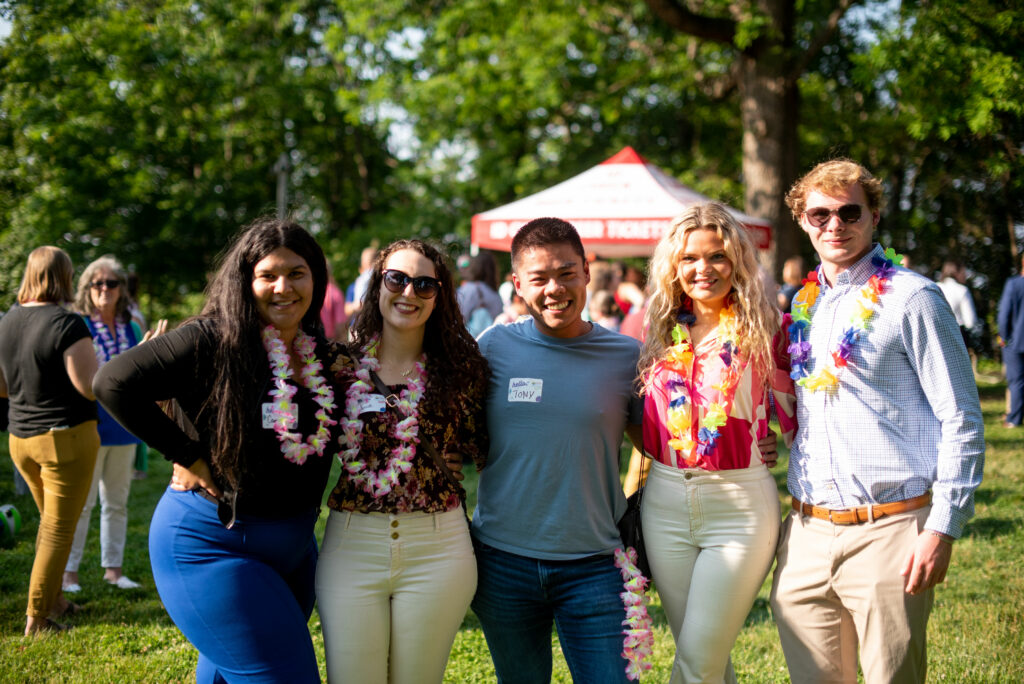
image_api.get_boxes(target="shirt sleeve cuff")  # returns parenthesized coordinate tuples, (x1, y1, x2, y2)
(925, 505, 970, 540)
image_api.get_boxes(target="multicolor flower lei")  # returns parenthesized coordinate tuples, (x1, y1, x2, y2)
(338, 337, 427, 498)
(90, 314, 131, 363)
(262, 325, 337, 465)
(658, 306, 743, 467)
(613, 547, 655, 680)
(788, 247, 902, 391)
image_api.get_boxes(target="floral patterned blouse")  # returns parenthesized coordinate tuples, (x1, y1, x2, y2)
(643, 327, 797, 471)
(326, 359, 488, 514)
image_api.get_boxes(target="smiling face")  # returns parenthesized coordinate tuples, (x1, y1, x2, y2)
(251, 247, 314, 339)
(89, 267, 121, 318)
(676, 228, 733, 315)
(377, 248, 437, 335)
(512, 243, 591, 339)
(800, 183, 878, 283)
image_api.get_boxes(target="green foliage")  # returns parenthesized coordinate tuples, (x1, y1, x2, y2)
(330, 0, 750, 232)
(0, 0, 397, 314)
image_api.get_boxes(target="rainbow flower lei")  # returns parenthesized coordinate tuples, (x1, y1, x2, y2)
(658, 306, 743, 467)
(613, 547, 654, 680)
(788, 247, 902, 391)
(262, 325, 338, 465)
(338, 337, 427, 498)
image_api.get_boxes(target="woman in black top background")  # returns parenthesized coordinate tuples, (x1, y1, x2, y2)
(0, 246, 100, 635)
(94, 218, 350, 682)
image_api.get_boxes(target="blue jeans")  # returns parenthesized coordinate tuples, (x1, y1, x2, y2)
(149, 488, 320, 683)
(471, 538, 630, 684)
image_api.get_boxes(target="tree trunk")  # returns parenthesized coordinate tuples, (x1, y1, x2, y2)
(739, 0, 799, 280)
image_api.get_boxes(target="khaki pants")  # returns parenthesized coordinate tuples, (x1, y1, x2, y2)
(66, 443, 136, 571)
(315, 507, 477, 684)
(770, 507, 933, 684)
(10, 421, 99, 617)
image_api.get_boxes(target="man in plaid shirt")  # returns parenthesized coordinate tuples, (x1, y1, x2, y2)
(770, 159, 985, 683)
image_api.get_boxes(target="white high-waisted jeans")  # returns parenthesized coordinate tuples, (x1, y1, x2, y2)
(315, 506, 476, 684)
(641, 460, 780, 684)
(66, 443, 136, 572)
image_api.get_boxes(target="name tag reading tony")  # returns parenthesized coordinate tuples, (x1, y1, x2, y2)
(508, 378, 543, 403)
(262, 402, 298, 430)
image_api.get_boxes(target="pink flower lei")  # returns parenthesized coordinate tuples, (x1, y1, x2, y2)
(613, 548, 655, 680)
(338, 337, 427, 498)
(261, 325, 337, 465)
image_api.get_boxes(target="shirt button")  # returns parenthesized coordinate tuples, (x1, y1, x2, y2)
(391, 532, 399, 539)
(391, 520, 399, 528)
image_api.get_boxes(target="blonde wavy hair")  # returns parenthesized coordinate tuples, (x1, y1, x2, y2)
(639, 202, 779, 392)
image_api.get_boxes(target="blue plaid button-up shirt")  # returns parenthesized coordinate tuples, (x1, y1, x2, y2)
(788, 245, 984, 538)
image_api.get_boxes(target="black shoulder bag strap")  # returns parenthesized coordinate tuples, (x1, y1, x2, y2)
(367, 369, 469, 520)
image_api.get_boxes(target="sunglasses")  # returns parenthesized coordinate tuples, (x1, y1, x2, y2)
(803, 204, 864, 228)
(90, 279, 121, 290)
(382, 269, 441, 299)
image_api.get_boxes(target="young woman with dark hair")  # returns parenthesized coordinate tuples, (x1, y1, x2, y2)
(316, 238, 490, 683)
(94, 217, 350, 682)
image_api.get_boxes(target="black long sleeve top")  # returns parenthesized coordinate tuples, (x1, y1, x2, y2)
(93, 318, 352, 517)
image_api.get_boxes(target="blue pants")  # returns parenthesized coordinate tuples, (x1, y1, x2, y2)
(1006, 348, 1024, 425)
(470, 538, 630, 684)
(149, 488, 320, 683)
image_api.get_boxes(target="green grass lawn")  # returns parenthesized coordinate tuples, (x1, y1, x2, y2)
(1, 380, 1021, 682)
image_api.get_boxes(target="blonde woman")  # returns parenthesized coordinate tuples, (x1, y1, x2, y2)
(639, 203, 797, 683)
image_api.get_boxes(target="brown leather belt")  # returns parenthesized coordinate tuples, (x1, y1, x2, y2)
(791, 492, 931, 525)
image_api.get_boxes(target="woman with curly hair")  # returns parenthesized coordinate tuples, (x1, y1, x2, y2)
(316, 239, 490, 683)
(95, 218, 349, 682)
(638, 203, 797, 683)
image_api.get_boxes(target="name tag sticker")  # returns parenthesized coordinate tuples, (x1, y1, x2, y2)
(262, 402, 298, 430)
(358, 393, 388, 415)
(508, 378, 543, 403)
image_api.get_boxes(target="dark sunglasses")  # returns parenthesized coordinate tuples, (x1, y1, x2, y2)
(803, 204, 864, 228)
(90, 279, 121, 290)
(382, 269, 441, 299)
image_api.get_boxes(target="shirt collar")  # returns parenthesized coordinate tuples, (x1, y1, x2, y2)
(817, 243, 885, 290)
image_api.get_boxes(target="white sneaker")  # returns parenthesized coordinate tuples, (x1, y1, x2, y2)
(106, 576, 141, 590)
(63, 583, 82, 593)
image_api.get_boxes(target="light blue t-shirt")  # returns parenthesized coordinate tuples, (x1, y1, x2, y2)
(471, 319, 643, 560)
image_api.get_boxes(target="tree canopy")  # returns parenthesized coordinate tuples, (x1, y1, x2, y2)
(1, 0, 1021, 340)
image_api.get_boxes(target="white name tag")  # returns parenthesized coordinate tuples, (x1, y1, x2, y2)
(508, 378, 543, 403)
(358, 393, 388, 415)
(262, 402, 298, 430)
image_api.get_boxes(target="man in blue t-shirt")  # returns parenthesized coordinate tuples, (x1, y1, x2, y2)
(470, 218, 644, 684)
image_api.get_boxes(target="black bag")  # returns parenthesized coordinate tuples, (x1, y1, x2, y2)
(617, 448, 652, 579)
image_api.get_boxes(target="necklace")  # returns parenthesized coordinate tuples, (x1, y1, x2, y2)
(788, 247, 901, 392)
(262, 325, 337, 465)
(90, 315, 130, 363)
(338, 337, 427, 498)
(656, 306, 743, 466)
(613, 547, 654, 679)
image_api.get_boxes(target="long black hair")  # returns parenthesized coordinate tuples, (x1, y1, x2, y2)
(351, 239, 489, 405)
(199, 217, 328, 489)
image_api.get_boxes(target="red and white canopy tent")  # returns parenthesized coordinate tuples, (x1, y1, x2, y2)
(471, 147, 772, 257)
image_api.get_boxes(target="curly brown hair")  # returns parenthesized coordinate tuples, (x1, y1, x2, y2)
(351, 239, 490, 402)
